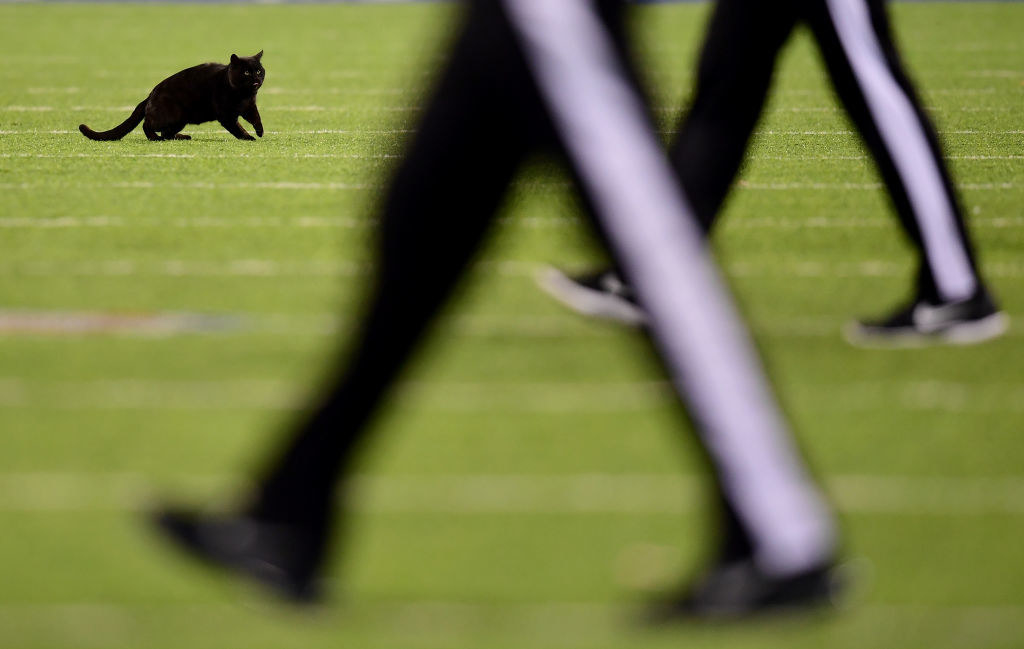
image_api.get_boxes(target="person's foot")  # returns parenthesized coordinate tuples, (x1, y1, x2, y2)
(844, 290, 1008, 348)
(645, 558, 846, 622)
(535, 267, 646, 326)
(150, 507, 324, 604)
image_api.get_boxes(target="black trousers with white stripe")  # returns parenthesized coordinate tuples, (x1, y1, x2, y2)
(674, 0, 981, 304)
(251, 0, 835, 578)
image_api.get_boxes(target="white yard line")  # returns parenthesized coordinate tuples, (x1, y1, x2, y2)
(25, 86, 411, 95)
(0, 215, 575, 228)
(1, 258, 1024, 279)
(3, 152, 1021, 161)
(0, 215, 371, 228)
(738, 182, 1017, 190)
(6, 214, 1024, 230)
(0, 181, 377, 190)
(2, 128, 1020, 135)
(0, 180, 1016, 191)
(0, 600, 1018, 649)
(0, 471, 1023, 515)
(0, 377, 1023, 413)
(4, 104, 1020, 115)
(0, 600, 1020, 647)
(0, 259, 366, 277)
(765, 106, 1018, 113)
(756, 130, 1024, 136)
(17, 86, 1002, 95)
(747, 154, 1024, 161)
(4, 105, 422, 112)
(0, 129, 414, 135)
(0, 309, 988, 339)
(965, 69, 1022, 78)
(0, 309, 1017, 340)
(0, 153, 400, 159)
(721, 215, 1024, 229)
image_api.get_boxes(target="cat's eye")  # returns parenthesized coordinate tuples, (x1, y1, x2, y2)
(244, 70, 251, 75)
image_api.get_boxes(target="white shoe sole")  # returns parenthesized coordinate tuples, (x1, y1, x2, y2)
(843, 311, 1009, 349)
(535, 266, 647, 326)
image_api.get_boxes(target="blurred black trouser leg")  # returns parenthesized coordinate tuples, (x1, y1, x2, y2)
(249, 1, 546, 542)
(804, 0, 979, 303)
(673, 0, 980, 303)
(670, 0, 800, 230)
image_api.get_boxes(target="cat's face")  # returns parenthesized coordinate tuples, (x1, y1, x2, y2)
(228, 51, 265, 91)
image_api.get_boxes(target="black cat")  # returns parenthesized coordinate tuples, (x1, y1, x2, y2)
(79, 51, 266, 141)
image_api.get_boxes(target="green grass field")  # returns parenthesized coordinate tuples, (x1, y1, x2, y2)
(1, 2, 1023, 648)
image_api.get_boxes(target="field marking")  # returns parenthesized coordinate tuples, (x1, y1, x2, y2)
(1, 471, 1024, 516)
(0, 309, 1018, 341)
(767, 106, 1019, 113)
(3, 152, 1020, 161)
(0, 377, 1023, 413)
(0, 258, 366, 277)
(0, 215, 575, 229)
(756, 130, 1024, 136)
(3, 213, 1022, 231)
(0, 310, 613, 338)
(0, 601, 1020, 648)
(0, 152, 400, 159)
(0, 215, 371, 228)
(0, 259, 533, 278)
(4, 104, 423, 113)
(0, 601, 1020, 649)
(965, 69, 1022, 78)
(0, 181, 377, 190)
(738, 181, 1018, 191)
(727, 258, 1024, 279)
(0, 129, 414, 135)
(0, 309, 985, 339)
(24, 86, 408, 95)
(2, 128, 1021, 136)
(21, 85, 1003, 96)
(747, 154, 1024, 161)
(1, 258, 1024, 279)
(10, 104, 1019, 114)
(0, 180, 1016, 192)
(26, 86, 83, 93)
(0, 310, 245, 336)
(0, 181, 569, 192)
(721, 215, 1024, 229)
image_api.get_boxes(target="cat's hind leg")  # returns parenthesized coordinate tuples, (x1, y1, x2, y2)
(145, 101, 185, 141)
(143, 115, 163, 141)
(161, 122, 190, 140)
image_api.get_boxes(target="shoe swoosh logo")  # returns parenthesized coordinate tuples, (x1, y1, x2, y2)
(912, 302, 959, 332)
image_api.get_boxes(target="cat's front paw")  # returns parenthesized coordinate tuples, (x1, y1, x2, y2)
(255, 127, 264, 138)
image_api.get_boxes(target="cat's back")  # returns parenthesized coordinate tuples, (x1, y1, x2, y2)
(153, 62, 226, 92)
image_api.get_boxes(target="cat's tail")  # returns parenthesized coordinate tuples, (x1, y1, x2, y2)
(78, 100, 147, 141)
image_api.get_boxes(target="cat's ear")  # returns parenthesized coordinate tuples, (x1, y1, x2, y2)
(230, 53, 239, 64)
(255, 50, 263, 61)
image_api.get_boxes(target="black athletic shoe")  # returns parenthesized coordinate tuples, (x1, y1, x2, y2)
(150, 508, 324, 604)
(645, 559, 845, 622)
(844, 290, 1008, 348)
(536, 267, 646, 326)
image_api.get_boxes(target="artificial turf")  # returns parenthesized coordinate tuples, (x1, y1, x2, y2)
(0, 2, 1023, 648)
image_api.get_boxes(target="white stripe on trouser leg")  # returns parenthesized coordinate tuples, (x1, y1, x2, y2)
(501, 0, 834, 575)
(824, 0, 976, 302)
